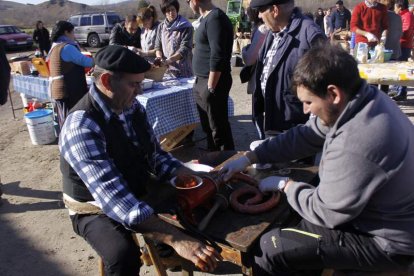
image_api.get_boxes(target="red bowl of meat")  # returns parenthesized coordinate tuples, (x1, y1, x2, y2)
(170, 174, 203, 190)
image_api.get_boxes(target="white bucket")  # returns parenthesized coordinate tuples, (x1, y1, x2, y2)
(24, 109, 56, 145)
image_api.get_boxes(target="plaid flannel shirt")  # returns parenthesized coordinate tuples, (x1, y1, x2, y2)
(260, 28, 287, 93)
(59, 84, 183, 230)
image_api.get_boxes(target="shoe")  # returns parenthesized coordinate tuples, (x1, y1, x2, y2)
(392, 94, 407, 101)
(388, 91, 398, 98)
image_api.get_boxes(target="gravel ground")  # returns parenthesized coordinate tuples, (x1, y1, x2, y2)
(1, 51, 413, 275)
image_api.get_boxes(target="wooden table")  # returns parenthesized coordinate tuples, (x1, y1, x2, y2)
(358, 61, 414, 86)
(11, 75, 235, 151)
(159, 152, 318, 275)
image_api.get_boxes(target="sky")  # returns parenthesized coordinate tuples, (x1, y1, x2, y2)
(7, 0, 128, 5)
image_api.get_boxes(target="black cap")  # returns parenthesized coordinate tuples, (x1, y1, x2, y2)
(250, 0, 290, 9)
(336, 0, 344, 5)
(94, 45, 151, 74)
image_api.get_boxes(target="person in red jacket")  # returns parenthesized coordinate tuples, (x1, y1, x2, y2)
(351, 0, 389, 48)
(393, 0, 414, 101)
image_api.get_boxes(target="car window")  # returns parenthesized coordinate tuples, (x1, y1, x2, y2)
(92, 15, 104, 25)
(0, 26, 17, 34)
(0, 27, 8, 35)
(69, 17, 80, 27)
(107, 15, 121, 25)
(12, 26, 22, 33)
(80, 16, 92, 26)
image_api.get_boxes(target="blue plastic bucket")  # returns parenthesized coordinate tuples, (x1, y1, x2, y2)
(24, 109, 56, 145)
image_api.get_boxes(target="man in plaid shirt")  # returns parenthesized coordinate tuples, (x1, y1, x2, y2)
(251, 0, 325, 139)
(59, 45, 221, 275)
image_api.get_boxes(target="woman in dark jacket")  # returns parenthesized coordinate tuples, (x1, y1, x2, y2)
(314, 8, 325, 33)
(109, 15, 141, 52)
(32, 21, 51, 57)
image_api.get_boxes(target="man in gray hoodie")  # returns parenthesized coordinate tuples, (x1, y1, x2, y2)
(221, 43, 414, 274)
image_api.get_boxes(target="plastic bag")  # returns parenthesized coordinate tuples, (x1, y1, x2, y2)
(370, 43, 385, 63)
(356, 43, 368, 63)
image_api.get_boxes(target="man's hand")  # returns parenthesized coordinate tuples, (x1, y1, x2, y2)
(220, 155, 251, 182)
(380, 31, 387, 44)
(259, 176, 289, 192)
(172, 238, 223, 272)
(365, 32, 378, 42)
(136, 48, 146, 56)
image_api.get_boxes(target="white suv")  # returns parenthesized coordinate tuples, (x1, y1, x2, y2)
(68, 11, 121, 47)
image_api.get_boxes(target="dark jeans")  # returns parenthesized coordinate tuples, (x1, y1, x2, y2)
(70, 214, 141, 276)
(254, 219, 413, 276)
(193, 74, 235, 151)
(397, 47, 412, 96)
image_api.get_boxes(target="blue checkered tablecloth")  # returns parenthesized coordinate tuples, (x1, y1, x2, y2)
(12, 75, 235, 138)
(12, 75, 50, 100)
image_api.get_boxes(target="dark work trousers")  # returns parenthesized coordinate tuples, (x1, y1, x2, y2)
(254, 219, 414, 275)
(193, 73, 235, 151)
(70, 214, 141, 276)
(396, 47, 412, 97)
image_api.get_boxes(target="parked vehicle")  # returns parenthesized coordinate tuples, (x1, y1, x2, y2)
(68, 11, 122, 47)
(226, 0, 250, 33)
(0, 25, 33, 50)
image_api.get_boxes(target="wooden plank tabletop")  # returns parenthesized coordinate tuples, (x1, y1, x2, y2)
(159, 151, 318, 253)
(358, 61, 414, 86)
(202, 164, 318, 252)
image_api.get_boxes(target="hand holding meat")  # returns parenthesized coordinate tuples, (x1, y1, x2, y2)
(220, 155, 251, 181)
(365, 32, 378, 42)
(259, 176, 288, 192)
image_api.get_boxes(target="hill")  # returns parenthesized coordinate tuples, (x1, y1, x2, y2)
(0, 0, 378, 29)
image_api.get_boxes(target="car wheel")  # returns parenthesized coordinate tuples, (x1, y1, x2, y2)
(87, 34, 100, 48)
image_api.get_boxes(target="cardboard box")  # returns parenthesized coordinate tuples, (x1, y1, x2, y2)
(10, 61, 31, 75)
(159, 123, 197, 152)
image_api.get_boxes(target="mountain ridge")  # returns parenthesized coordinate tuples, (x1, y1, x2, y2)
(0, 0, 366, 28)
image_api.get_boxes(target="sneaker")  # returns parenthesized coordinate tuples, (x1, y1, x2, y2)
(392, 94, 407, 101)
(388, 91, 398, 98)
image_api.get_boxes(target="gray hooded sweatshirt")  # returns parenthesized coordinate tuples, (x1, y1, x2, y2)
(254, 81, 414, 255)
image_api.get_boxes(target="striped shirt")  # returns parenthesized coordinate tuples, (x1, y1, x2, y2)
(59, 84, 182, 230)
(260, 28, 287, 93)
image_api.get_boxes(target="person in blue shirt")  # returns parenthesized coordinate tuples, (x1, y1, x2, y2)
(59, 45, 221, 275)
(47, 21, 94, 128)
(331, 0, 352, 32)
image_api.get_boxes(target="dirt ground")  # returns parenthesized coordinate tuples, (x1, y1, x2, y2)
(1, 63, 413, 276)
(0, 66, 260, 276)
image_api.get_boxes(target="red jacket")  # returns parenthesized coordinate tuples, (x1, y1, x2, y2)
(399, 9, 414, 48)
(350, 2, 388, 47)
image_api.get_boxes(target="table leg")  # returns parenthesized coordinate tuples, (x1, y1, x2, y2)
(8, 88, 16, 119)
(241, 252, 255, 276)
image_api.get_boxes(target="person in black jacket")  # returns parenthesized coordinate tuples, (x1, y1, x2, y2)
(32, 21, 51, 57)
(0, 39, 10, 106)
(314, 7, 325, 33)
(109, 15, 141, 52)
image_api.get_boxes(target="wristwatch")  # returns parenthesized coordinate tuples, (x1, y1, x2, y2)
(278, 177, 290, 191)
(208, 87, 215, 94)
